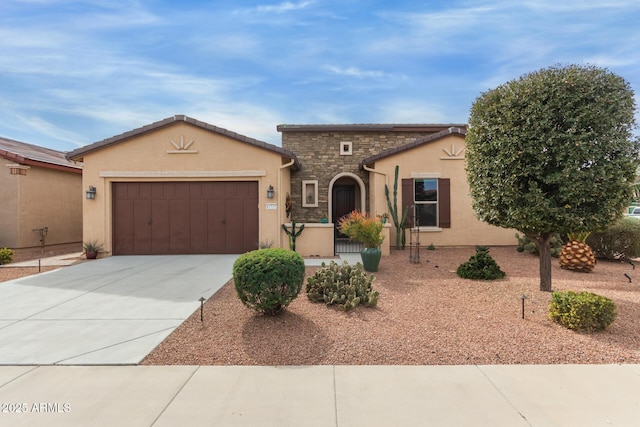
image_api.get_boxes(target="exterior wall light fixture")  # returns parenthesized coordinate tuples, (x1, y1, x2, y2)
(86, 185, 97, 200)
(267, 185, 275, 199)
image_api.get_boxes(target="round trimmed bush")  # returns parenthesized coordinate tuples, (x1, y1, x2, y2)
(587, 217, 640, 260)
(233, 248, 305, 316)
(548, 291, 616, 332)
(0, 248, 13, 265)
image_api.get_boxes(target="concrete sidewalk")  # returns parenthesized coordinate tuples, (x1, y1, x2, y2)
(0, 252, 84, 268)
(0, 364, 638, 427)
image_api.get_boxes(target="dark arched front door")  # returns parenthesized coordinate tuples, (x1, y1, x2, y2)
(332, 184, 355, 234)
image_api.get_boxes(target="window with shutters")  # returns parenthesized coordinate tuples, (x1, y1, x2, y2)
(414, 178, 438, 227)
(402, 177, 451, 229)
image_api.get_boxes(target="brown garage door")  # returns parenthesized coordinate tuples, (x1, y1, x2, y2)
(112, 182, 258, 255)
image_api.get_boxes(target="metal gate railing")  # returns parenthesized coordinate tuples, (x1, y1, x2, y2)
(334, 226, 363, 254)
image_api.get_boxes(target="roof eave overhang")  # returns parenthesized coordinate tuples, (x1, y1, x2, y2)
(359, 127, 468, 170)
(1, 150, 82, 174)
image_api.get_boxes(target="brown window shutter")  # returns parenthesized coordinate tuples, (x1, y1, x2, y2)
(401, 178, 414, 228)
(439, 178, 451, 228)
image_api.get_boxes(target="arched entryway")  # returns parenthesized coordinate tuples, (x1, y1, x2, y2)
(328, 173, 366, 253)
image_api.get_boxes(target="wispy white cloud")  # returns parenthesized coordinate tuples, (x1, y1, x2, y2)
(235, 1, 314, 15)
(1, 0, 639, 149)
(375, 100, 450, 124)
(15, 115, 88, 147)
(326, 66, 387, 79)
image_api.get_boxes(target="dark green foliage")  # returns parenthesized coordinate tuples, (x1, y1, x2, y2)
(282, 221, 305, 251)
(0, 248, 13, 265)
(466, 64, 639, 291)
(456, 246, 506, 280)
(306, 261, 378, 311)
(587, 217, 640, 260)
(233, 248, 305, 316)
(515, 233, 562, 257)
(549, 291, 616, 332)
(426, 243, 435, 250)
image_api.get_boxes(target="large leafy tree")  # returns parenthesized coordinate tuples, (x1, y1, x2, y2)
(466, 64, 639, 291)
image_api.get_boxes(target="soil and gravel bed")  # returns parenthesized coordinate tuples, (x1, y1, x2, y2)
(0, 266, 62, 282)
(142, 247, 640, 366)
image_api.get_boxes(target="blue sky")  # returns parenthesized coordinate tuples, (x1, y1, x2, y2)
(1, 0, 640, 152)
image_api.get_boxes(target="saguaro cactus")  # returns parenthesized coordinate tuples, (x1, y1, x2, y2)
(282, 221, 305, 251)
(385, 165, 409, 249)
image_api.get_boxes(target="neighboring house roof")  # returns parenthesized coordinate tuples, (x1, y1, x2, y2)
(66, 115, 300, 170)
(277, 123, 467, 133)
(359, 127, 467, 168)
(0, 136, 82, 173)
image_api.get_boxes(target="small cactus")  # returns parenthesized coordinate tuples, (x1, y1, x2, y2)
(282, 221, 305, 251)
(306, 261, 378, 311)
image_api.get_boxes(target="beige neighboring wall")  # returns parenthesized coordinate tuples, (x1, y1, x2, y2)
(0, 172, 19, 247)
(0, 165, 82, 248)
(79, 121, 290, 255)
(370, 134, 516, 247)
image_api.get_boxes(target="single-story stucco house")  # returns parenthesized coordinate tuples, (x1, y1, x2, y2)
(66, 115, 514, 258)
(279, 123, 515, 256)
(0, 137, 83, 249)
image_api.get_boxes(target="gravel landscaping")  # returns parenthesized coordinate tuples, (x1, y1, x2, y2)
(142, 246, 640, 366)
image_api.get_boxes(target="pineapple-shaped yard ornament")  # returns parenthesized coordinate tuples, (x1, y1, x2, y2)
(559, 232, 596, 273)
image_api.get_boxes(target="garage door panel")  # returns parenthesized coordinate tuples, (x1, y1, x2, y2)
(190, 199, 208, 252)
(224, 198, 243, 253)
(151, 199, 170, 254)
(113, 181, 258, 255)
(208, 198, 226, 253)
(243, 197, 259, 252)
(113, 198, 134, 254)
(139, 183, 151, 199)
(170, 199, 190, 254)
(133, 199, 152, 254)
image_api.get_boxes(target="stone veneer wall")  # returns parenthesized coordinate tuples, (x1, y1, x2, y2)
(282, 130, 438, 223)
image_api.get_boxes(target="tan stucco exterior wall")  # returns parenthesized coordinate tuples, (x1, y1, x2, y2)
(369, 134, 516, 247)
(0, 171, 20, 247)
(80, 122, 292, 255)
(0, 165, 82, 248)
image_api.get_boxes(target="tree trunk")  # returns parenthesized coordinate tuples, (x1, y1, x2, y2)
(533, 232, 553, 292)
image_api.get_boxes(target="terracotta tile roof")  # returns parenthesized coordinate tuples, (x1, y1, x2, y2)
(359, 127, 467, 168)
(0, 136, 82, 173)
(277, 123, 467, 133)
(67, 115, 300, 170)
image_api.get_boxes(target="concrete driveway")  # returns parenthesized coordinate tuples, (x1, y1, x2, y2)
(0, 255, 238, 365)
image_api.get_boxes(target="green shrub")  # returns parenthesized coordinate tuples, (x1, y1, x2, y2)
(456, 246, 506, 280)
(306, 261, 379, 311)
(0, 248, 13, 265)
(587, 217, 640, 260)
(548, 291, 616, 332)
(515, 232, 563, 257)
(233, 248, 305, 316)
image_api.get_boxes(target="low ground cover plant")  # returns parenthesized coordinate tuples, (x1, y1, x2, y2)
(306, 260, 379, 311)
(456, 246, 506, 280)
(233, 248, 305, 316)
(548, 290, 616, 332)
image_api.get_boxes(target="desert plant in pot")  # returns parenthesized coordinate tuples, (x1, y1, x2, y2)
(338, 210, 384, 272)
(83, 240, 103, 259)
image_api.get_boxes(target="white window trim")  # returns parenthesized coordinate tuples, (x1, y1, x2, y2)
(413, 177, 439, 228)
(302, 180, 319, 207)
(340, 141, 353, 156)
(410, 172, 442, 178)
